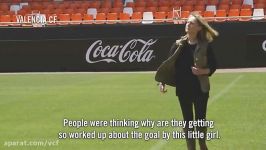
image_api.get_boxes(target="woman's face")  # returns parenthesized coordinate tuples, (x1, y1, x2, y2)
(185, 15, 202, 35)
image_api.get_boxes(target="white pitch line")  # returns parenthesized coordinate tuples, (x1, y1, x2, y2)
(208, 75, 243, 106)
(149, 75, 243, 150)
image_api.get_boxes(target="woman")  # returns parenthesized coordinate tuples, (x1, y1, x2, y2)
(155, 12, 218, 150)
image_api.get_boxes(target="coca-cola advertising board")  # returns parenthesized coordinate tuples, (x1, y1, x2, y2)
(246, 34, 266, 67)
(0, 38, 174, 72)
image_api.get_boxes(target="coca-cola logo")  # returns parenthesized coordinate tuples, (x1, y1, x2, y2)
(263, 40, 266, 52)
(85, 39, 157, 63)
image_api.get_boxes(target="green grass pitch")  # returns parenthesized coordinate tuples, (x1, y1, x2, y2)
(0, 72, 265, 150)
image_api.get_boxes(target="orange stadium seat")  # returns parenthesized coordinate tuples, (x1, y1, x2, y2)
(220, 0, 230, 5)
(134, 7, 145, 13)
(184, 0, 196, 6)
(98, 8, 110, 14)
(166, 11, 174, 22)
(58, 13, 70, 25)
(146, 1, 158, 7)
(106, 12, 118, 24)
(131, 12, 142, 23)
(158, 1, 170, 7)
(203, 11, 215, 22)
(218, 4, 230, 12)
(227, 9, 240, 21)
(135, 1, 146, 8)
(113, 2, 124, 8)
(239, 8, 252, 21)
(231, 0, 243, 5)
(196, 0, 206, 6)
(95, 13, 106, 24)
(145, 7, 157, 14)
(90, 1, 101, 9)
(101, 1, 112, 9)
(242, 4, 252, 9)
(75, 9, 87, 14)
(182, 5, 193, 12)
(230, 4, 241, 10)
(207, 0, 219, 5)
(71, 13, 82, 25)
(194, 5, 206, 12)
(119, 12, 130, 23)
(126, 2, 135, 8)
(83, 14, 94, 24)
(158, 6, 170, 13)
(0, 14, 11, 26)
(215, 9, 227, 22)
(154, 11, 166, 22)
(254, 3, 265, 9)
(110, 7, 123, 13)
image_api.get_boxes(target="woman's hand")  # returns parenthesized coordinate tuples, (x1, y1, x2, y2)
(158, 82, 167, 93)
(191, 66, 210, 76)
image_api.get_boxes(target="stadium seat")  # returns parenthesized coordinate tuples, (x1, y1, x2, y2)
(239, 8, 252, 21)
(182, 5, 193, 12)
(135, 2, 146, 8)
(227, 9, 240, 21)
(142, 11, 153, 24)
(0, 3, 9, 11)
(218, 4, 230, 12)
(181, 11, 190, 19)
(158, 0, 171, 7)
(206, 5, 217, 14)
(215, 9, 227, 22)
(241, 4, 252, 9)
(145, 7, 157, 14)
(123, 7, 133, 16)
(106, 13, 118, 24)
(207, 0, 219, 5)
(11, 14, 21, 26)
(146, 1, 158, 7)
(158, 6, 170, 13)
(243, 0, 254, 8)
(166, 11, 174, 22)
(194, 5, 206, 12)
(83, 14, 94, 24)
(131, 12, 142, 23)
(110, 7, 123, 13)
(134, 7, 145, 13)
(90, 1, 101, 9)
(154, 11, 166, 22)
(254, 3, 265, 9)
(58, 13, 70, 25)
(101, 1, 112, 9)
(125, 2, 135, 8)
(252, 8, 265, 20)
(71, 13, 82, 25)
(75, 9, 86, 14)
(119, 12, 130, 23)
(0, 14, 11, 26)
(232, 0, 243, 5)
(204, 11, 215, 21)
(10, 5, 21, 14)
(95, 13, 106, 24)
(230, 4, 241, 10)
(124, 0, 134, 6)
(87, 8, 97, 19)
(196, 0, 206, 6)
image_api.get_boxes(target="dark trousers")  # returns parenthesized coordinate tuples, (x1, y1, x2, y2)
(178, 92, 210, 150)
(178, 92, 209, 127)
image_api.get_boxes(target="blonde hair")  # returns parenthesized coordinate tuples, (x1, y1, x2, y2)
(190, 12, 219, 43)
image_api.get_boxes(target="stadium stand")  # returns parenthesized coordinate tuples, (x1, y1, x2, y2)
(0, 0, 265, 26)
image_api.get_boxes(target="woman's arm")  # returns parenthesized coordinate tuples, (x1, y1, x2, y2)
(191, 45, 217, 76)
